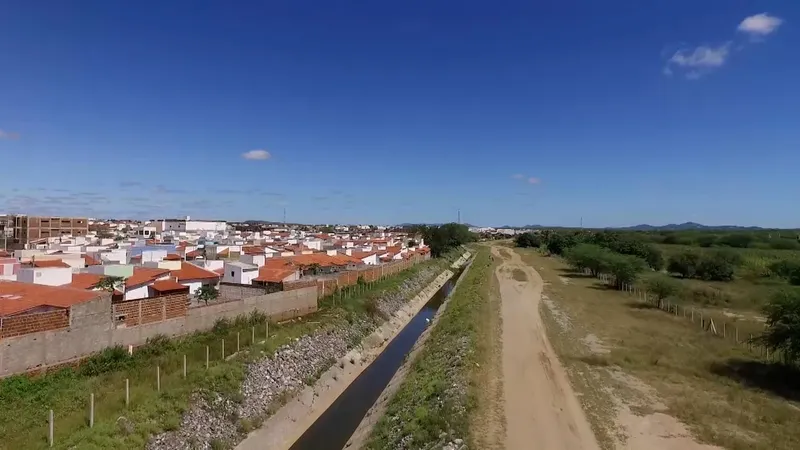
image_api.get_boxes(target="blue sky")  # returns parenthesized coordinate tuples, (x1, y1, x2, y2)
(0, 1, 797, 227)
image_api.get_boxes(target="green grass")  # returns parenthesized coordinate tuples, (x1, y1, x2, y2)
(0, 255, 455, 450)
(365, 248, 490, 449)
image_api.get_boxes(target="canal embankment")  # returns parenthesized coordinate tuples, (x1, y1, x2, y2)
(234, 252, 471, 450)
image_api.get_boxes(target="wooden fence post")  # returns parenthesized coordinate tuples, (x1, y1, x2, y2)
(183, 355, 187, 379)
(125, 378, 130, 406)
(206, 346, 210, 369)
(89, 393, 94, 428)
(49, 409, 54, 447)
(237, 332, 240, 353)
(157, 366, 161, 392)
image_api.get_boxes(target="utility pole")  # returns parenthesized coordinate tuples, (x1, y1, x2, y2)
(283, 207, 286, 228)
(580, 216, 583, 229)
(457, 209, 461, 224)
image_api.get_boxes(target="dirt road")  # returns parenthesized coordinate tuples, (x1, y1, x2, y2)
(492, 246, 600, 450)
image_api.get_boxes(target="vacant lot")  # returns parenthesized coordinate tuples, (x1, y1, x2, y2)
(520, 248, 800, 450)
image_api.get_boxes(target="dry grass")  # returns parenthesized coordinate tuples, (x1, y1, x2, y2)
(520, 248, 800, 450)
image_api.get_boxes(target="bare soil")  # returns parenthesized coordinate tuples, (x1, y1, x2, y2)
(491, 246, 600, 450)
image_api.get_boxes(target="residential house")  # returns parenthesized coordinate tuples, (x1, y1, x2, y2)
(222, 261, 259, 285)
(170, 262, 220, 295)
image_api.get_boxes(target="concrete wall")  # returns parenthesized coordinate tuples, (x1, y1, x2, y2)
(0, 287, 317, 378)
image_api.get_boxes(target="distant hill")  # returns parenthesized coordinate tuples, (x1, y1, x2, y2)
(617, 222, 765, 231)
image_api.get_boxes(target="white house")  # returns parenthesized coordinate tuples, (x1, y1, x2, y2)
(17, 267, 74, 286)
(222, 261, 259, 285)
(156, 216, 227, 233)
(240, 253, 266, 268)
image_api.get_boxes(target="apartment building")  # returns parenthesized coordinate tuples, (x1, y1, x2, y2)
(0, 215, 89, 249)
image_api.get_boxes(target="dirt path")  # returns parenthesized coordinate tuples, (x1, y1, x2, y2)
(491, 246, 600, 450)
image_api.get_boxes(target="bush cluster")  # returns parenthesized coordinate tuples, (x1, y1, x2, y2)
(564, 244, 647, 289)
(667, 249, 740, 281)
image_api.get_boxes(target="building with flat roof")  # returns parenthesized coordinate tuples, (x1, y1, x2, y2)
(0, 215, 88, 249)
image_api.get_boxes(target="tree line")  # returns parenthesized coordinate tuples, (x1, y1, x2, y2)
(415, 223, 476, 257)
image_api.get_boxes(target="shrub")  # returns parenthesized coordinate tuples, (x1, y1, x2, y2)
(769, 260, 800, 286)
(761, 288, 800, 363)
(607, 253, 647, 289)
(696, 253, 736, 281)
(717, 233, 754, 249)
(79, 345, 132, 376)
(696, 235, 718, 248)
(514, 232, 542, 248)
(769, 239, 800, 250)
(645, 275, 683, 303)
(667, 251, 701, 278)
(564, 244, 612, 276)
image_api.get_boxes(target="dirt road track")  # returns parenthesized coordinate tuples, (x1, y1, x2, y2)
(492, 246, 600, 450)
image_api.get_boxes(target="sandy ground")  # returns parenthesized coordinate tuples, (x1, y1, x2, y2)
(235, 270, 454, 450)
(491, 246, 600, 450)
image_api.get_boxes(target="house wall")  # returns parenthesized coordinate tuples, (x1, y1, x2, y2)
(17, 267, 73, 286)
(0, 286, 317, 377)
(125, 285, 150, 301)
(0, 310, 70, 338)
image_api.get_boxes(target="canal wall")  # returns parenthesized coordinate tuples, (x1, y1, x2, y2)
(344, 254, 476, 449)
(236, 252, 471, 450)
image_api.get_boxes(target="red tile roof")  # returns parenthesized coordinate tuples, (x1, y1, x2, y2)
(126, 267, 170, 288)
(217, 248, 230, 257)
(0, 251, 10, 257)
(164, 253, 182, 261)
(171, 262, 220, 282)
(186, 250, 202, 258)
(68, 273, 104, 290)
(254, 267, 297, 283)
(32, 260, 70, 268)
(84, 255, 101, 266)
(151, 279, 189, 292)
(0, 281, 102, 316)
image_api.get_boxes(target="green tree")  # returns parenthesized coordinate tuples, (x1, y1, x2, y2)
(667, 251, 701, 278)
(421, 223, 476, 257)
(407, 239, 417, 248)
(196, 284, 219, 305)
(607, 253, 647, 290)
(696, 235, 718, 248)
(96, 276, 124, 293)
(760, 288, 800, 363)
(564, 244, 611, 276)
(769, 260, 800, 286)
(645, 275, 682, 309)
(514, 232, 542, 248)
(695, 249, 740, 281)
(717, 233, 754, 249)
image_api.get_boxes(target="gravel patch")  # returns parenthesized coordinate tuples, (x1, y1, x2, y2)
(147, 266, 441, 450)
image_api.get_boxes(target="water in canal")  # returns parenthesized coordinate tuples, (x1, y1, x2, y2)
(288, 274, 458, 450)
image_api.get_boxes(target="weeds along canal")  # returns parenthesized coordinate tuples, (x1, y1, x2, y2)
(288, 270, 461, 450)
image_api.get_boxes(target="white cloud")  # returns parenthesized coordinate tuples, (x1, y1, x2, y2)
(664, 42, 732, 79)
(527, 177, 541, 185)
(242, 149, 271, 160)
(0, 129, 20, 140)
(738, 13, 783, 36)
(669, 43, 731, 68)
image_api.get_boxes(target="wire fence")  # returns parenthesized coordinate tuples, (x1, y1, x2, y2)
(588, 270, 788, 364)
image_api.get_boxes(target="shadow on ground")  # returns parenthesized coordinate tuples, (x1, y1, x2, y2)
(556, 268, 594, 279)
(626, 302, 659, 310)
(709, 358, 800, 402)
